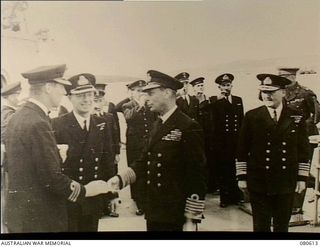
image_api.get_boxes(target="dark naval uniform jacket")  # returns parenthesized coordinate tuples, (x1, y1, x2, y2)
(209, 95, 244, 153)
(131, 108, 207, 224)
(176, 95, 199, 121)
(284, 81, 320, 136)
(236, 105, 310, 195)
(122, 99, 157, 164)
(5, 102, 86, 233)
(52, 112, 116, 219)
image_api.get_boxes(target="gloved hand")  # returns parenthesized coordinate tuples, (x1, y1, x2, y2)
(295, 181, 306, 194)
(84, 180, 112, 197)
(183, 218, 197, 232)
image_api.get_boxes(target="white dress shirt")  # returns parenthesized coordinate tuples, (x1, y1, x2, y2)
(73, 111, 90, 130)
(160, 105, 178, 124)
(266, 102, 283, 122)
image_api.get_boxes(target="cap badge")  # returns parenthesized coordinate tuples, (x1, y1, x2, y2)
(78, 76, 89, 86)
(222, 74, 229, 80)
(263, 76, 272, 85)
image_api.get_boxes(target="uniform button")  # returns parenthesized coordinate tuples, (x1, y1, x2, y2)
(282, 142, 286, 145)
(235, 115, 238, 117)
(225, 124, 229, 127)
(79, 167, 83, 172)
(235, 119, 238, 122)
(157, 173, 161, 177)
(266, 150, 270, 153)
(282, 150, 286, 153)
(80, 159, 83, 163)
(157, 183, 161, 187)
(226, 115, 229, 117)
(157, 153, 162, 157)
(282, 158, 286, 161)
(94, 174, 98, 179)
(147, 180, 150, 184)
(95, 166, 98, 170)
(79, 176, 83, 180)
(266, 166, 270, 170)
(267, 142, 271, 145)
(282, 166, 286, 169)
(147, 161, 151, 165)
(144, 124, 148, 127)
(234, 129, 237, 131)
(144, 118, 147, 121)
(95, 157, 99, 162)
(147, 152, 151, 156)
(61, 168, 65, 172)
(226, 129, 229, 132)
(145, 130, 149, 133)
(266, 158, 270, 161)
(147, 171, 150, 175)
(226, 119, 229, 122)
(157, 163, 161, 167)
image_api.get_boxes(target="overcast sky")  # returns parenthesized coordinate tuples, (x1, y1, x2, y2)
(21, 0, 319, 77)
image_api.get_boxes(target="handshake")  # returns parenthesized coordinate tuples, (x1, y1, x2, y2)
(84, 168, 136, 197)
(84, 176, 121, 197)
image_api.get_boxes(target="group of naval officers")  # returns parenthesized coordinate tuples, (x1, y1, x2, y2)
(1, 64, 319, 233)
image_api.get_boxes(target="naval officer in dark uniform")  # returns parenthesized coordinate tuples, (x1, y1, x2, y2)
(1, 81, 21, 233)
(118, 80, 157, 215)
(278, 67, 320, 224)
(175, 72, 199, 121)
(190, 77, 216, 192)
(52, 73, 117, 231)
(209, 73, 244, 206)
(236, 74, 310, 232)
(107, 70, 207, 231)
(5, 65, 110, 233)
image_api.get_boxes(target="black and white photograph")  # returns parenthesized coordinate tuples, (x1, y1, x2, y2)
(1, 0, 320, 238)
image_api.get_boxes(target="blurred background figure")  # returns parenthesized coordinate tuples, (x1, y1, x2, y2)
(1, 81, 21, 233)
(278, 67, 320, 226)
(93, 86, 121, 217)
(209, 73, 244, 207)
(175, 72, 199, 121)
(116, 80, 157, 216)
(190, 77, 215, 193)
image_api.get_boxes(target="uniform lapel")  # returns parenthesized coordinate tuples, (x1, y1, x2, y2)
(272, 106, 293, 141)
(148, 109, 178, 149)
(86, 116, 101, 149)
(260, 106, 277, 131)
(67, 112, 86, 144)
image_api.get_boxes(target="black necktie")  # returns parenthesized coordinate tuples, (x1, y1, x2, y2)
(83, 120, 88, 132)
(272, 109, 277, 123)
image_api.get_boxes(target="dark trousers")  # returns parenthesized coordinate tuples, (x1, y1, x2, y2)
(217, 161, 241, 204)
(146, 221, 183, 231)
(67, 206, 100, 232)
(250, 192, 294, 232)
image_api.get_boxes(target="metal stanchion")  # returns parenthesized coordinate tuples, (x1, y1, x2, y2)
(309, 135, 320, 227)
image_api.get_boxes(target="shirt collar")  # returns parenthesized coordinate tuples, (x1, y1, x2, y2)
(28, 98, 50, 116)
(160, 105, 177, 124)
(266, 102, 283, 121)
(73, 111, 90, 130)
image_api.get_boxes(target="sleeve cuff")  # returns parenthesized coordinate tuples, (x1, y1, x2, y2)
(184, 194, 205, 221)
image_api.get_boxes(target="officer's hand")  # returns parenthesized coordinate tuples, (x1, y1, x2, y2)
(84, 180, 110, 197)
(106, 176, 121, 191)
(57, 144, 68, 163)
(114, 154, 120, 164)
(238, 180, 248, 193)
(183, 219, 197, 232)
(295, 181, 306, 194)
